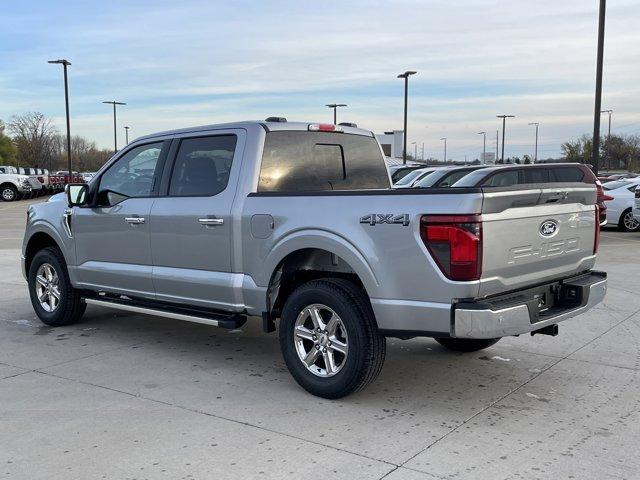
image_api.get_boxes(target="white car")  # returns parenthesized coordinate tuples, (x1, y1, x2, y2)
(0, 165, 33, 201)
(634, 186, 640, 223)
(603, 179, 640, 232)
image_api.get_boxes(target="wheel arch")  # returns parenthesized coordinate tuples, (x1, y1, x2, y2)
(24, 230, 65, 275)
(262, 231, 379, 321)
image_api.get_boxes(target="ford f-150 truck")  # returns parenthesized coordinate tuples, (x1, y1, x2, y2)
(22, 120, 607, 398)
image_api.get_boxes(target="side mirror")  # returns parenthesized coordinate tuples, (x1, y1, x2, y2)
(65, 183, 88, 207)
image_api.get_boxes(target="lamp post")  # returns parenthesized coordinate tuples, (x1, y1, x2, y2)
(48, 59, 72, 176)
(421, 142, 424, 161)
(102, 101, 126, 153)
(397, 70, 417, 164)
(411, 141, 417, 160)
(528, 122, 539, 162)
(440, 137, 447, 163)
(325, 103, 347, 124)
(600, 110, 612, 171)
(477, 131, 486, 164)
(496, 115, 515, 163)
(592, 0, 607, 175)
(124, 126, 130, 145)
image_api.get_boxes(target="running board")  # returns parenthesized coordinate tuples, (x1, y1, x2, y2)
(84, 298, 246, 329)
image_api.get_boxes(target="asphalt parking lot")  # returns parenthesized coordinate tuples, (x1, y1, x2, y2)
(1, 197, 639, 480)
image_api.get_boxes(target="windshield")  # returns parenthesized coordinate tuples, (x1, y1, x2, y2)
(395, 168, 430, 186)
(450, 168, 495, 187)
(603, 180, 632, 191)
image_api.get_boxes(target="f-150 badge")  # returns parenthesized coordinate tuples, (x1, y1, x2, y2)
(360, 214, 410, 226)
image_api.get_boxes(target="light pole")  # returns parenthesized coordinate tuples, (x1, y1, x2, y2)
(411, 141, 417, 160)
(421, 142, 424, 161)
(325, 103, 347, 124)
(440, 137, 447, 163)
(592, 0, 607, 175)
(477, 132, 486, 164)
(496, 115, 515, 163)
(102, 101, 126, 153)
(600, 109, 612, 170)
(48, 59, 72, 176)
(124, 126, 130, 145)
(397, 70, 417, 164)
(528, 122, 539, 162)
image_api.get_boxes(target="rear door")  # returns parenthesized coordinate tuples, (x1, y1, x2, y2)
(149, 130, 245, 310)
(479, 184, 597, 297)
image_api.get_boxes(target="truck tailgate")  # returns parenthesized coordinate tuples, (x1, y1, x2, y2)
(479, 184, 597, 297)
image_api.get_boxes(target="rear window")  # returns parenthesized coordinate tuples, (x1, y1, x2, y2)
(391, 166, 422, 182)
(435, 168, 478, 187)
(395, 168, 431, 186)
(259, 131, 389, 192)
(523, 168, 550, 184)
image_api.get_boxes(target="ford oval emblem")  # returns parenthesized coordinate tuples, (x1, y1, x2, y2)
(539, 220, 559, 237)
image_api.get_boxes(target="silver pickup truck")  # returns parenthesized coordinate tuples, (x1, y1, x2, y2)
(22, 120, 607, 398)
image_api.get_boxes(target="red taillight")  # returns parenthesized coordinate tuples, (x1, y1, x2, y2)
(420, 215, 482, 281)
(594, 206, 600, 254)
(308, 123, 343, 132)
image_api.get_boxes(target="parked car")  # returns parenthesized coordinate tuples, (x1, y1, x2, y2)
(0, 165, 33, 201)
(452, 163, 609, 225)
(22, 120, 606, 398)
(633, 186, 640, 223)
(387, 162, 425, 183)
(81, 172, 96, 182)
(394, 167, 443, 188)
(413, 165, 489, 188)
(602, 179, 640, 231)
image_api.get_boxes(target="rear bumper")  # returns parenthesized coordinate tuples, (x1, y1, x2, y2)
(453, 271, 607, 339)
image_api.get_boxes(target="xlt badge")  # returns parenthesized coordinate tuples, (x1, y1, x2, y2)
(360, 214, 410, 226)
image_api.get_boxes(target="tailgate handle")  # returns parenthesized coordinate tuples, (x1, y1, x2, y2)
(546, 191, 569, 203)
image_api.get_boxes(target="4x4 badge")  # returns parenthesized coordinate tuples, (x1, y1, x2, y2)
(360, 214, 410, 226)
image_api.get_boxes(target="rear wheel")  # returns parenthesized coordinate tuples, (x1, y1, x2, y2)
(279, 278, 385, 398)
(1, 185, 17, 202)
(28, 247, 86, 326)
(619, 208, 640, 232)
(435, 337, 500, 352)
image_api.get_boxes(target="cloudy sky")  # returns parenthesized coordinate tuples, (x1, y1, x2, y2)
(1, 0, 639, 160)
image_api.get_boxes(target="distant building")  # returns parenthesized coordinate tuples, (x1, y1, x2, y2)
(375, 130, 404, 158)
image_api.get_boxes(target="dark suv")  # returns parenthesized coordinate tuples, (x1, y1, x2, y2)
(452, 163, 607, 225)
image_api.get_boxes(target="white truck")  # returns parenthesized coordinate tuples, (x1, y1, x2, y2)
(0, 166, 33, 201)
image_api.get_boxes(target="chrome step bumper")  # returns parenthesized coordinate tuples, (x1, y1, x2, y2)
(453, 271, 607, 339)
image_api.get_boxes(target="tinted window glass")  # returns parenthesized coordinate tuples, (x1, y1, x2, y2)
(523, 168, 550, 184)
(552, 167, 584, 182)
(169, 135, 237, 197)
(100, 142, 162, 198)
(396, 168, 432, 186)
(484, 170, 519, 187)
(259, 131, 389, 191)
(0, 168, 5, 174)
(391, 166, 421, 182)
(436, 169, 475, 187)
(602, 180, 631, 191)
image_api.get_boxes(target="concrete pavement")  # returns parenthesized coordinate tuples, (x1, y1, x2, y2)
(1, 197, 639, 479)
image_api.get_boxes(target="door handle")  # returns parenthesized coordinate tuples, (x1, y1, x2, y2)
(198, 217, 224, 226)
(125, 217, 145, 225)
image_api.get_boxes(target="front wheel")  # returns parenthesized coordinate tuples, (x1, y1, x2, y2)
(1, 185, 17, 202)
(279, 278, 386, 399)
(619, 209, 640, 232)
(435, 337, 500, 352)
(28, 247, 86, 326)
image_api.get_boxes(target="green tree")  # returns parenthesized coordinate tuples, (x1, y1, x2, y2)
(523, 154, 532, 164)
(0, 120, 16, 165)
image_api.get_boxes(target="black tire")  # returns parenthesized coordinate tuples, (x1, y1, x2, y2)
(28, 246, 86, 327)
(1, 184, 17, 202)
(618, 208, 640, 232)
(279, 278, 386, 399)
(435, 337, 500, 352)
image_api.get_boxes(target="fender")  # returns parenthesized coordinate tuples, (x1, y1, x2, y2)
(258, 228, 380, 296)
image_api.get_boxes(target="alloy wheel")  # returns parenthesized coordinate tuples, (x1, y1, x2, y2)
(293, 304, 348, 377)
(623, 211, 640, 231)
(35, 263, 61, 312)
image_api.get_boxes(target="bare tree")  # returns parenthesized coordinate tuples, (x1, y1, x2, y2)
(8, 112, 59, 168)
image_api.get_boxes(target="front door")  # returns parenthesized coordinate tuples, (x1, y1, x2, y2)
(72, 141, 168, 299)
(150, 132, 243, 310)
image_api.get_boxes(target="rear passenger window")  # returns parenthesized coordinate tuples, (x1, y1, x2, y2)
(259, 131, 389, 192)
(483, 170, 519, 187)
(169, 135, 237, 197)
(552, 167, 584, 182)
(523, 168, 550, 184)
